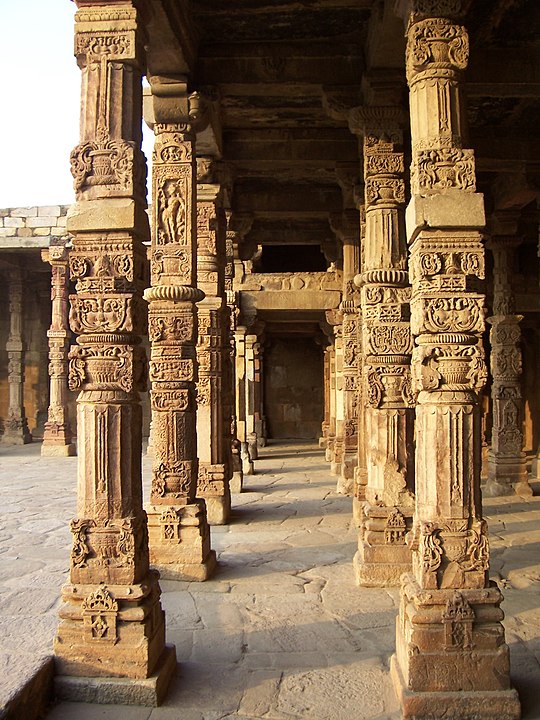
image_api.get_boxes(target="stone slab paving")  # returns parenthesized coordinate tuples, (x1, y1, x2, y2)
(1, 441, 540, 719)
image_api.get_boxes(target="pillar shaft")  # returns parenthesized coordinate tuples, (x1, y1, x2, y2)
(54, 4, 175, 689)
(195, 169, 232, 524)
(391, 5, 520, 717)
(3, 268, 32, 445)
(349, 106, 415, 586)
(485, 231, 530, 496)
(41, 244, 76, 456)
(331, 210, 361, 495)
(144, 79, 215, 581)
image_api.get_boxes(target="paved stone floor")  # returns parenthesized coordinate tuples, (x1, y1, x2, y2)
(1, 440, 540, 719)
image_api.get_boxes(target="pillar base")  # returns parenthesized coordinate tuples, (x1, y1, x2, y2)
(336, 474, 353, 495)
(41, 442, 77, 457)
(390, 654, 520, 720)
(230, 470, 243, 494)
(354, 505, 413, 586)
(54, 572, 167, 680)
(240, 442, 254, 475)
(485, 452, 532, 497)
(152, 551, 217, 582)
(147, 500, 216, 581)
(55, 644, 177, 707)
(2, 430, 32, 445)
(353, 549, 411, 588)
(204, 495, 231, 526)
(352, 497, 364, 527)
(393, 574, 520, 720)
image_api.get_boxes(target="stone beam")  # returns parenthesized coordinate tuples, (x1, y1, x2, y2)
(224, 128, 358, 163)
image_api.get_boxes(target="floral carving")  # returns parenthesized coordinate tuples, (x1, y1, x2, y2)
(412, 148, 476, 194)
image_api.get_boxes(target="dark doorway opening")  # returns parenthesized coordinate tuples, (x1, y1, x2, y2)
(264, 335, 323, 440)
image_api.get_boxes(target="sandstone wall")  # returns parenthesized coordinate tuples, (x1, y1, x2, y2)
(264, 337, 323, 440)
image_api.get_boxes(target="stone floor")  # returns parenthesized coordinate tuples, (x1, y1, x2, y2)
(0, 440, 540, 719)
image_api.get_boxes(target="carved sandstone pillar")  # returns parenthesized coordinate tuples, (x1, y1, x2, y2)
(319, 343, 332, 449)
(330, 210, 361, 495)
(235, 325, 254, 475)
(41, 242, 76, 456)
(195, 165, 232, 524)
(144, 78, 216, 581)
(2, 268, 32, 445)
(54, 4, 176, 697)
(349, 106, 415, 587)
(325, 338, 337, 463)
(485, 225, 531, 497)
(245, 330, 263, 461)
(353, 203, 368, 525)
(391, 5, 520, 718)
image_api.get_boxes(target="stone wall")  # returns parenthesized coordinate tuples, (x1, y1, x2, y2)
(264, 337, 323, 439)
(0, 206, 70, 247)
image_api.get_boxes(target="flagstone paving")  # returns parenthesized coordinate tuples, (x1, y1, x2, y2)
(1, 441, 540, 719)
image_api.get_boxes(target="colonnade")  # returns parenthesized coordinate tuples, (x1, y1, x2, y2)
(34, 0, 535, 716)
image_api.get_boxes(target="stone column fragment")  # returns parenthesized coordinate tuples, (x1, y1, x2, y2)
(391, 5, 520, 718)
(54, 3, 175, 699)
(41, 242, 76, 456)
(349, 106, 415, 586)
(144, 78, 216, 580)
(485, 226, 531, 497)
(2, 268, 32, 445)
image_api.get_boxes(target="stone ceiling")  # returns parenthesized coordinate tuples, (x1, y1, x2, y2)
(148, 0, 540, 261)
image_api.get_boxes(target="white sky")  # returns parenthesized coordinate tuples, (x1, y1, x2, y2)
(0, 1, 153, 209)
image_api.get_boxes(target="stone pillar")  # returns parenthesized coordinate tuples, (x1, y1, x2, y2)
(353, 204, 368, 526)
(235, 325, 253, 475)
(325, 311, 344, 474)
(245, 330, 264, 460)
(319, 343, 332, 449)
(195, 164, 232, 524)
(144, 78, 216, 581)
(325, 339, 337, 462)
(54, 3, 176, 698)
(349, 105, 415, 587)
(330, 210, 361, 494)
(41, 242, 76, 456)
(2, 268, 32, 445)
(485, 224, 531, 497)
(391, 5, 520, 718)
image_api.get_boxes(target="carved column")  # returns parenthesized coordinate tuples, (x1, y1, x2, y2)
(485, 224, 530, 496)
(2, 268, 32, 445)
(319, 343, 332, 449)
(195, 162, 231, 524)
(54, 4, 176, 696)
(235, 325, 254, 475)
(41, 242, 76, 456)
(330, 211, 361, 495)
(391, 4, 520, 718)
(325, 337, 337, 462)
(349, 106, 415, 587)
(245, 329, 264, 461)
(353, 203, 368, 525)
(144, 78, 216, 581)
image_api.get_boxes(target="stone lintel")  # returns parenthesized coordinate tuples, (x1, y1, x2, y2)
(54, 644, 177, 708)
(67, 200, 145, 233)
(249, 290, 341, 311)
(406, 192, 486, 243)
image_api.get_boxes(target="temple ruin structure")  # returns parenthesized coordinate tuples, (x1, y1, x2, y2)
(0, 0, 539, 717)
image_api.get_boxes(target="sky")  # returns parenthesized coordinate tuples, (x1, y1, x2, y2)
(0, 1, 152, 209)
